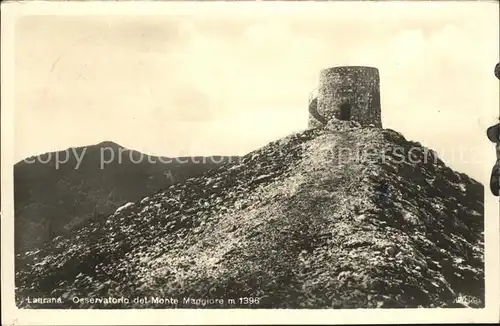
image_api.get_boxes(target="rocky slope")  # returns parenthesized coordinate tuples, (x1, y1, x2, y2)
(14, 141, 236, 255)
(15, 121, 484, 309)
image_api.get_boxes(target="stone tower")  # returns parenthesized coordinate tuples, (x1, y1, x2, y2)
(308, 66, 382, 128)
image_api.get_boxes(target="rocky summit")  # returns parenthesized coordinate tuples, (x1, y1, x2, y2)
(15, 121, 484, 309)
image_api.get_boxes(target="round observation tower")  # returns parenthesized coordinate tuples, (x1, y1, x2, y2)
(308, 66, 382, 128)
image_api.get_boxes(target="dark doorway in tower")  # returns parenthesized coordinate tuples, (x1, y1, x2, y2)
(339, 103, 352, 120)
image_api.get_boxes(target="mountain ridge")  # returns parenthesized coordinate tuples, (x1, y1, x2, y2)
(14, 141, 239, 255)
(15, 121, 484, 309)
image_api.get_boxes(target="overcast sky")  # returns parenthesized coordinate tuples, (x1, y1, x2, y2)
(12, 1, 499, 181)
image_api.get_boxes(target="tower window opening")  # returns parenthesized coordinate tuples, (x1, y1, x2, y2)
(339, 103, 351, 120)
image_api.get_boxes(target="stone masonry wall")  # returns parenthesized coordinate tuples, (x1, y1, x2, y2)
(308, 66, 382, 128)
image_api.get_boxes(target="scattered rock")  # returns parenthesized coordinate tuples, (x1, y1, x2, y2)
(15, 126, 484, 309)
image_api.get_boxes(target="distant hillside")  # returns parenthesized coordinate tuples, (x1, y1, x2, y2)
(16, 122, 484, 309)
(14, 141, 238, 255)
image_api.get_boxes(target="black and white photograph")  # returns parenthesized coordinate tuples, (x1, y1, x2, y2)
(1, 0, 499, 324)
